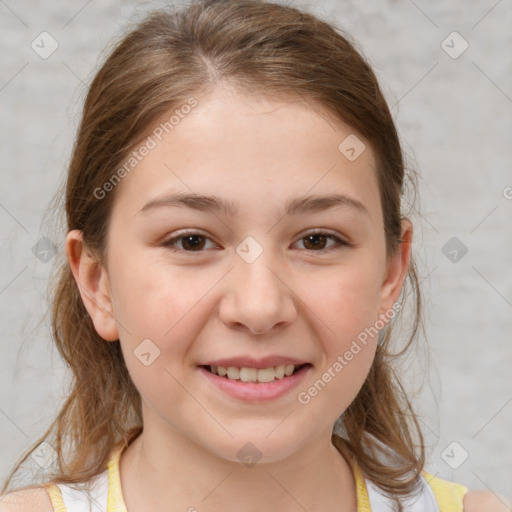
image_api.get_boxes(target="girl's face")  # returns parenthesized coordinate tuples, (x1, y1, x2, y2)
(68, 85, 411, 463)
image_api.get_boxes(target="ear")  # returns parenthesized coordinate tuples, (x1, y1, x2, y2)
(377, 218, 413, 318)
(65, 229, 119, 341)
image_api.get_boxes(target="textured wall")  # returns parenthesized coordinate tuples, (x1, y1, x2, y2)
(1, 0, 511, 503)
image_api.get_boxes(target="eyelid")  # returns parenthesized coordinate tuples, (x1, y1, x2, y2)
(297, 228, 349, 243)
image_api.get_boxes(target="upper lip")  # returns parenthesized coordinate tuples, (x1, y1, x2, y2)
(200, 356, 310, 369)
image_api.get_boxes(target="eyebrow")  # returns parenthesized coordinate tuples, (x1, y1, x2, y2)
(137, 192, 370, 218)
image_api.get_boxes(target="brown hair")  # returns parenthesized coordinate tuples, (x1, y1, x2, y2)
(2, 0, 426, 504)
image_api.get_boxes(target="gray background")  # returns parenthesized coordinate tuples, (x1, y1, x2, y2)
(1, 0, 511, 503)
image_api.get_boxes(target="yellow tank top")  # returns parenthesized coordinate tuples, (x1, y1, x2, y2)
(44, 443, 468, 511)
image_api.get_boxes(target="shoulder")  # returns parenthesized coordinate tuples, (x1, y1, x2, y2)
(463, 490, 511, 512)
(0, 486, 54, 512)
(421, 471, 510, 512)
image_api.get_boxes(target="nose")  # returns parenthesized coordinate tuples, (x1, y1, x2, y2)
(218, 252, 297, 335)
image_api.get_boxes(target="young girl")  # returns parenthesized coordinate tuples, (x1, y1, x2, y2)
(0, 1, 508, 511)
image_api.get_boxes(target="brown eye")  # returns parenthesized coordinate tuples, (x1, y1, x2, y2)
(163, 232, 216, 252)
(180, 234, 206, 251)
(303, 234, 328, 250)
(296, 231, 347, 252)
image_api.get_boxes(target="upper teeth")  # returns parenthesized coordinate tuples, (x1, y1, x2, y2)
(210, 364, 299, 382)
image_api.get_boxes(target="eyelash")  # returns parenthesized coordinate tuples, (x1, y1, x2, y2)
(161, 229, 349, 254)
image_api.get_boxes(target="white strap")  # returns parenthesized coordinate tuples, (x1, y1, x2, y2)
(366, 473, 440, 511)
(56, 469, 109, 512)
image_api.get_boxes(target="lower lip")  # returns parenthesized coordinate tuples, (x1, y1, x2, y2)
(198, 365, 312, 402)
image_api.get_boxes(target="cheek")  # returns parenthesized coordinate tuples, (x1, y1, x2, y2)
(302, 262, 382, 336)
(110, 254, 209, 340)
(296, 263, 380, 394)
(310, 354, 375, 423)
(298, 333, 377, 418)
(112, 258, 223, 397)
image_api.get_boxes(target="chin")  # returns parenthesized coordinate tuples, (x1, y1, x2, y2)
(203, 431, 309, 466)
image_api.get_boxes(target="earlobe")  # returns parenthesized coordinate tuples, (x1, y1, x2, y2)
(65, 229, 119, 341)
(377, 219, 413, 318)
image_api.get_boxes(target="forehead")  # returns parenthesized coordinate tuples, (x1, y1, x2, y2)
(110, 87, 381, 224)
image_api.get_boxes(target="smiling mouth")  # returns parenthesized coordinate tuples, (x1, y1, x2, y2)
(200, 363, 311, 383)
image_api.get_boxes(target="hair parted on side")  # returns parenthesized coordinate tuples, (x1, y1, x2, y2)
(2, 0, 427, 504)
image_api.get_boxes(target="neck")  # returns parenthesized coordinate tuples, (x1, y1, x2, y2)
(119, 425, 358, 512)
